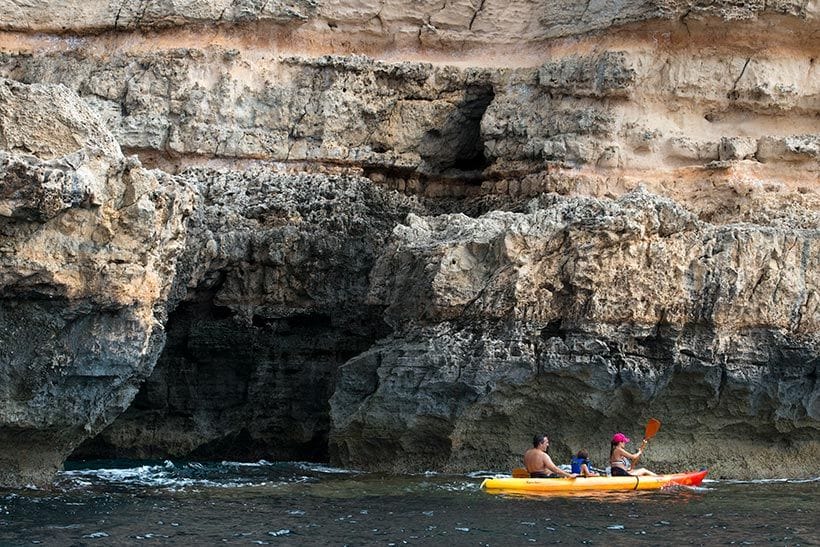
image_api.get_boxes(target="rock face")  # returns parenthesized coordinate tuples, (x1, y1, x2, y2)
(332, 191, 819, 476)
(0, 1, 817, 484)
(72, 168, 419, 462)
(0, 78, 193, 487)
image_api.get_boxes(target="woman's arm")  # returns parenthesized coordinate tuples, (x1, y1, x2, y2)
(613, 446, 642, 461)
(623, 449, 643, 461)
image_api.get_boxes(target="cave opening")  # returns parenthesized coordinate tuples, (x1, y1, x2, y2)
(69, 298, 381, 464)
(418, 85, 495, 178)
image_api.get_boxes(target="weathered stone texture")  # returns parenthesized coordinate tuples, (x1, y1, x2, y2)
(332, 191, 819, 477)
(1, 0, 817, 44)
(72, 167, 421, 462)
(1, 47, 816, 189)
(0, 78, 193, 487)
(0, 1, 817, 484)
(0, 0, 318, 32)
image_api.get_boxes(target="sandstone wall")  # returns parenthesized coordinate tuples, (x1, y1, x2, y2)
(0, 1, 817, 484)
(0, 9, 815, 221)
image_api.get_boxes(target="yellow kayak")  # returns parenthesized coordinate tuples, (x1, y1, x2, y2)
(481, 469, 708, 493)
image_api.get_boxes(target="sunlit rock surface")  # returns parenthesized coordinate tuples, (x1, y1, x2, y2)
(0, 0, 817, 483)
(0, 78, 193, 487)
(331, 191, 819, 476)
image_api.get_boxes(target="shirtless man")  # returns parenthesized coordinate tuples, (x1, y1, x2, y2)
(524, 435, 577, 478)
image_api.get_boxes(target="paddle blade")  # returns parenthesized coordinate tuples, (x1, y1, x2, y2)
(512, 467, 530, 478)
(644, 418, 661, 440)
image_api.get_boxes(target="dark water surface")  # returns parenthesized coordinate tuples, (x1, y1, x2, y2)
(0, 461, 817, 546)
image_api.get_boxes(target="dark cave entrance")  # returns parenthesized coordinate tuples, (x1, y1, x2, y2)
(70, 298, 382, 463)
(418, 85, 495, 178)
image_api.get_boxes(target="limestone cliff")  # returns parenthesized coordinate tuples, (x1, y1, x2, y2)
(0, 78, 193, 486)
(0, 1, 817, 484)
(332, 191, 819, 477)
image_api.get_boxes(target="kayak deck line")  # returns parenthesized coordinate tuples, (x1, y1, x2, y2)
(480, 469, 708, 493)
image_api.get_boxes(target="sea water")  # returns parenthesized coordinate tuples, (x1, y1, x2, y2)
(0, 460, 817, 545)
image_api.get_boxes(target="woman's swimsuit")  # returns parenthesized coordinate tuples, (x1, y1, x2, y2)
(610, 456, 631, 476)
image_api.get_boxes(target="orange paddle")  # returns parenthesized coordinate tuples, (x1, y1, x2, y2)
(634, 418, 661, 466)
(645, 418, 661, 441)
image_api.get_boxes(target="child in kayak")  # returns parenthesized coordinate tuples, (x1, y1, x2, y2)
(610, 432, 657, 476)
(571, 449, 599, 477)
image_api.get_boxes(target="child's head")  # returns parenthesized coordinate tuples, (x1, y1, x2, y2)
(576, 449, 589, 459)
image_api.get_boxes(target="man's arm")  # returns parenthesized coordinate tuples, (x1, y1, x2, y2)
(545, 454, 576, 478)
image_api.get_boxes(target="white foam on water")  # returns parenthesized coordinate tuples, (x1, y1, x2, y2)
(295, 462, 359, 474)
(714, 476, 820, 484)
(659, 483, 713, 494)
(63, 464, 173, 485)
(59, 462, 292, 491)
(437, 481, 482, 492)
(465, 470, 501, 478)
(220, 460, 273, 467)
(685, 485, 713, 492)
(789, 477, 820, 484)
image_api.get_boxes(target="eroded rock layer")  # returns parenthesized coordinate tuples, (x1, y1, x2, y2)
(72, 168, 419, 462)
(0, 1, 817, 484)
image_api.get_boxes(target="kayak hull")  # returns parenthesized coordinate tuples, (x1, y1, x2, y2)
(481, 470, 708, 493)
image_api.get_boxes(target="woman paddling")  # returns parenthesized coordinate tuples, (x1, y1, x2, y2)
(609, 432, 657, 476)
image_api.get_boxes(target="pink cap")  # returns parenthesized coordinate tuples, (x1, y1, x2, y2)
(612, 432, 630, 443)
